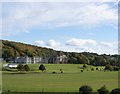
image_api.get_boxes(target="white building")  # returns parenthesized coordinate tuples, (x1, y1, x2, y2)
(10, 55, 68, 64)
(8, 63, 18, 68)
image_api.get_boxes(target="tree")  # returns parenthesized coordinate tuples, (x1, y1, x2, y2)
(111, 88, 120, 94)
(81, 70, 83, 72)
(91, 68, 94, 71)
(113, 66, 120, 71)
(52, 71, 56, 74)
(25, 49, 33, 57)
(77, 55, 90, 64)
(96, 67, 99, 70)
(79, 85, 93, 94)
(104, 64, 113, 71)
(24, 65, 30, 71)
(93, 56, 108, 66)
(60, 69, 63, 73)
(83, 64, 87, 68)
(68, 57, 77, 64)
(97, 85, 109, 94)
(17, 64, 24, 71)
(39, 64, 46, 72)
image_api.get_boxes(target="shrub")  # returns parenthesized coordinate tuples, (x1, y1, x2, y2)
(60, 69, 62, 71)
(24, 65, 30, 71)
(111, 88, 120, 94)
(104, 64, 113, 71)
(60, 69, 63, 73)
(96, 67, 99, 70)
(113, 66, 119, 71)
(39, 64, 46, 72)
(91, 68, 94, 71)
(2, 67, 12, 71)
(61, 71, 63, 73)
(83, 64, 87, 68)
(52, 71, 56, 74)
(81, 70, 83, 72)
(79, 85, 93, 94)
(2, 67, 7, 71)
(97, 85, 109, 94)
(17, 64, 24, 71)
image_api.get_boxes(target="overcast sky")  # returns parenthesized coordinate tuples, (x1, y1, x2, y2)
(1, 0, 118, 54)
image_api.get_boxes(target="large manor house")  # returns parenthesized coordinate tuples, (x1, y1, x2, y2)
(9, 55, 68, 64)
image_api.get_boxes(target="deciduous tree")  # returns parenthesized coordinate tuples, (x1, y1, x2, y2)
(39, 64, 46, 72)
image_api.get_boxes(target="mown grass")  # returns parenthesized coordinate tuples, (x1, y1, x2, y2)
(28, 64, 104, 73)
(2, 64, 118, 92)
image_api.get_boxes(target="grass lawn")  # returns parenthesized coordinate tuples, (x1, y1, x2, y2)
(2, 64, 118, 92)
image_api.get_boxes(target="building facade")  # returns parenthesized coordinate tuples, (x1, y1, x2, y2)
(10, 55, 68, 64)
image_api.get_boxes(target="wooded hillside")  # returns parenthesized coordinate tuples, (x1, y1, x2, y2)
(2, 40, 119, 66)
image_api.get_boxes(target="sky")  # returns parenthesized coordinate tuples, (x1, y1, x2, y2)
(1, 0, 119, 55)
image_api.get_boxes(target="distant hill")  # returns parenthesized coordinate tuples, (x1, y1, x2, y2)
(2, 40, 62, 57)
(1, 40, 119, 66)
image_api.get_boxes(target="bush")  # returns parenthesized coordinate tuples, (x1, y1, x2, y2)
(79, 85, 93, 94)
(60, 69, 63, 73)
(83, 64, 87, 68)
(17, 64, 24, 71)
(60, 69, 62, 71)
(96, 67, 99, 70)
(81, 70, 83, 72)
(24, 65, 30, 71)
(52, 71, 56, 74)
(2, 67, 12, 71)
(111, 88, 120, 94)
(104, 64, 113, 71)
(39, 64, 46, 72)
(2, 67, 8, 71)
(113, 66, 119, 71)
(97, 85, 109, 94)
(61, 71, 63, 73)
(91, 68, 94, 71)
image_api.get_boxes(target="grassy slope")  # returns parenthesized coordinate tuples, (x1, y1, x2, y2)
(2, 64, 118, 92)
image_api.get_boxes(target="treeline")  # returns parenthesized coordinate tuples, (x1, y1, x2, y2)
(2, 40, 59, 58)
(2, 40, 120, 67)
(67, 52, 119, 66)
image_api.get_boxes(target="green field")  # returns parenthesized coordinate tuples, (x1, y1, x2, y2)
(2, 64, 118, 92)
